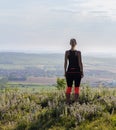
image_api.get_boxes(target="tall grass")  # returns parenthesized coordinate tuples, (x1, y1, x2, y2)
(0, 86, 115, 130)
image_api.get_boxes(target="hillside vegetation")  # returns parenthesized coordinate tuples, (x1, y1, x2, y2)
(0, 85, 116, 130)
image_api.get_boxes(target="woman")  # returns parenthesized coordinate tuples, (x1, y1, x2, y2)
(64, 38, 84, 104)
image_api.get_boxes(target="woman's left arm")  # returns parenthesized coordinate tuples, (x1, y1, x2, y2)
(78, 51, 84, 78)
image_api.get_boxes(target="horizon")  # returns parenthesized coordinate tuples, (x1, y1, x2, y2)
(0, 50, 116, 58)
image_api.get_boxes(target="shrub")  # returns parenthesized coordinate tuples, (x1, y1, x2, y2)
(56, 78, 66, 90)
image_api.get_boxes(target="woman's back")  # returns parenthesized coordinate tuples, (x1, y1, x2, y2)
(68, 50, 80, 70)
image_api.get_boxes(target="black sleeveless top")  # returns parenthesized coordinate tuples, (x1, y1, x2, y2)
(67, 50, 80, 73)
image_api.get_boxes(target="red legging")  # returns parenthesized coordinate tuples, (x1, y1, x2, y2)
(66, 73, 81, 94)
(66, 87, 79, 94)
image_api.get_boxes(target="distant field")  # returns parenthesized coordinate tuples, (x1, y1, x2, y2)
(0, 52, 116, 87)
(6, 84, 57, 93)
(8, 76, 57, 85)
(0, 52, 64, 66)
(26, 76, 57, 85)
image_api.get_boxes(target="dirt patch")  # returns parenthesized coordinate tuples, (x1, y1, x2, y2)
(25, 76, 57, 85)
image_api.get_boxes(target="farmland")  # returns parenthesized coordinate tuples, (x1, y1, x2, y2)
(0, 52, 116, 87)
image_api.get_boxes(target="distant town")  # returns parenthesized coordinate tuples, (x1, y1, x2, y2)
(0, 52, 116, 87)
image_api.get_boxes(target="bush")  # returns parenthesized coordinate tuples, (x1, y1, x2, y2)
(0, 86, 115, 130)
(56, 78, 66, 90)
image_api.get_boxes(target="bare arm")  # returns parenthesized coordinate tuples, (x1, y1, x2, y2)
(78, 51, 84, 78)
(64, 51, 68, 76)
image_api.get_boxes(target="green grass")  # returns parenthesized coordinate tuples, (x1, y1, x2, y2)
(0, 86, 115, 130)
(77, 114, 116, 130)
(6, 83, 57, 93)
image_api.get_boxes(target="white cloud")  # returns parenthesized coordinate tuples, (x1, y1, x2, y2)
(52, 0, 116, 21)
(0, 0, 116, 53)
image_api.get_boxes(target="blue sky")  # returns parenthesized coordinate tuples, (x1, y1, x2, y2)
(0, 0, 116, 54)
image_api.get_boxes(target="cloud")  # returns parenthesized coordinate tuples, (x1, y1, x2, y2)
(51, 0, 116, 21)
(0, 0, 116, 53)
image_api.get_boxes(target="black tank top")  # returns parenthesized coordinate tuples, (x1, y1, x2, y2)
(67, 50, 80, 73)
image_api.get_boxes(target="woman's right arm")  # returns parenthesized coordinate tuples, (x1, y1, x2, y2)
(64, 51, 68, 77)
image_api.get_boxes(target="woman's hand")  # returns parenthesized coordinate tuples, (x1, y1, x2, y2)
(81, 72, 84, 78)
(64, 72, 67, 77)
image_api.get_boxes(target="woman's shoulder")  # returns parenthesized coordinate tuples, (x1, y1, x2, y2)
(74, 50, 81, 57)
(65, 50, 70, 54)
(65, 50, 70, 57)
(76, 50, 81, 54)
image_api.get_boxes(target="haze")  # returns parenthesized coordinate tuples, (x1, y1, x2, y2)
(0, 0, 116, 55)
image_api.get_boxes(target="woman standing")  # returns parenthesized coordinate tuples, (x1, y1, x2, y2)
(64, 38, 84, 104)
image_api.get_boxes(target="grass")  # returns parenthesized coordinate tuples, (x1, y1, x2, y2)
(7, 83, 57, 93)
(77, 114, 116, 130)
(0, 85, 115, 130)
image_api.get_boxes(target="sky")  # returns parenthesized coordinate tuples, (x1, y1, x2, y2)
(0, 0, 116, 55)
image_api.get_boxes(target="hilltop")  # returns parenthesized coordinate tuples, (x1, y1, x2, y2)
(0, 86, 115, 130)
